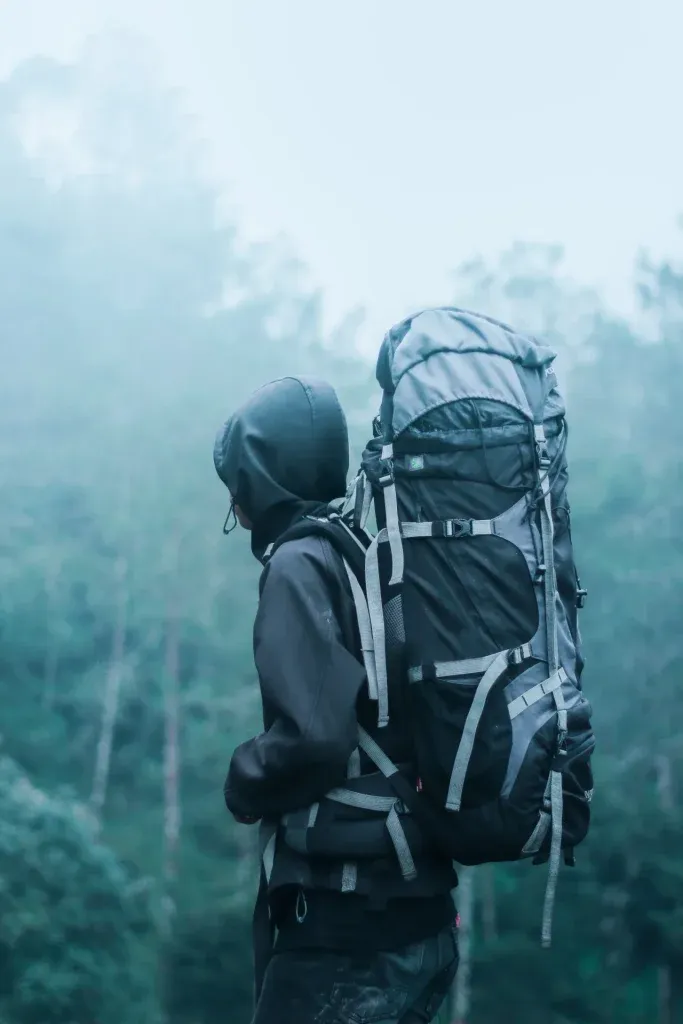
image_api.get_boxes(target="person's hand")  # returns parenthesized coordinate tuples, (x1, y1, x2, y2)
(232, 812, 260, 825)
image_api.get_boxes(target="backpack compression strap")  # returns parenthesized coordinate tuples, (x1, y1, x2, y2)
(535, 423, 567, 948)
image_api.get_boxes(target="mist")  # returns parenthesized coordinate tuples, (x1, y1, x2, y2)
(1, 11, 682, 1024)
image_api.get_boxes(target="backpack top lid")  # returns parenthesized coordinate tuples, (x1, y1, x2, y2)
(375, 307, 558, 439)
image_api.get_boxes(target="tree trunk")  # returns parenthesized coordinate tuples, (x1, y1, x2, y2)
(90, 555, 128, 826)
(42, 555, 63, 709)
(658, 965, 672, 1024)
(656, 754, 673, 1024)
(481, 864, 498, 945)
(451, 867, 475, 1024)
(160, 577, 182, 939)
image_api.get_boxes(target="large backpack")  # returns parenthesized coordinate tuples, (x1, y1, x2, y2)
(331, 307, 594, 945)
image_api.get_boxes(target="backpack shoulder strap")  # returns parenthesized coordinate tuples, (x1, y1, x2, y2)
(264, 511, 369, 580)
(265, 513, 379, 704)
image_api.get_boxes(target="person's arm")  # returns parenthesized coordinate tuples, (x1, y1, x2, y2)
(224, 539, 366, 821)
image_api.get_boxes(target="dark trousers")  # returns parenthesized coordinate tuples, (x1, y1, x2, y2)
(252, 921, 459, 1024)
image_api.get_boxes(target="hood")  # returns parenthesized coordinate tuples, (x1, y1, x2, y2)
(214, 376, 349, 559)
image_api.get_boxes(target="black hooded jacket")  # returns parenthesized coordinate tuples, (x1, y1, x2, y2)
(214, 376, 456, 951)
(215, 377, 362, 814)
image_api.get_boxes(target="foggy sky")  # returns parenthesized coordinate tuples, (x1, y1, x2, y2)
(2, 0, 682, 350)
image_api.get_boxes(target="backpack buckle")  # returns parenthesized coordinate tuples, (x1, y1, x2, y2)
(509, 645, 529, 666)
(536, 440, 551, 469)
(556, 724, 568, 758)
(378, 457, 395, 488)
(576, 587, 587, 609)
(442, 519, 471, 538)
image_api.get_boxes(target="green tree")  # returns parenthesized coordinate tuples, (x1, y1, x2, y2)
(0, 756, 158, 1024)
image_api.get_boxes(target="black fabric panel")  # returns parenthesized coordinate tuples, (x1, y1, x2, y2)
(396, 445, 536, 495)
(412, 675, 513, 810)
(432, 798, 541, 866)
(295, 816, 426, 862)
(560, 751, 593, 850)
(406, 398, 534, 436)
(395, 427, 531, 456)
(397, 451, 539, 663)
(402, 534, 538, 663)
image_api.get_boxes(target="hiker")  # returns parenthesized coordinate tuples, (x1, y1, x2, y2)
(214, 375, 460, 1024)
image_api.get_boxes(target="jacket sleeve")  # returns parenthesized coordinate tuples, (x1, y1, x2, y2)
(224, 539, 367, 820)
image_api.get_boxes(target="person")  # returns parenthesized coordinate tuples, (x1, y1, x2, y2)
(214, 375, 459, 1024)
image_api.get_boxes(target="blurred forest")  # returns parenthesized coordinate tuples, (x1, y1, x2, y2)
(2, 35, 683, 1024)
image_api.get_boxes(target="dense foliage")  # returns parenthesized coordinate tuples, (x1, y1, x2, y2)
(2, 37, 682, 1023)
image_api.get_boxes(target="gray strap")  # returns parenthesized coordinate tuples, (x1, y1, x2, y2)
(326, 788, 398, 812)
(386, 804, 417, 881)
(399, 520, 494, 539)
(540, 640, 569, 946)
(338, 518, 369, 555)
(507, 668, 567, 720)
(541, 770, 564, 948)
(522, 809, 551, 857)
(446, 650, 510, 811)
(260, 823, 278, 884)
(532, 437, 568, 957)
(341, 862, 358, 893)
(357, 725, 400, 778)
(342, 557, 379, 701)
(470, 520, 495, 536)
(381, 445, 405, 586)
(408, 652, 503, 684)
(356, 727, 416, 882)
(365, 532, 390, 727)
(340, 748, 361, 892)
(541, 490, 559, 672)
(307, 803, 319, 827)
(536, 425, 559, 673)
(551, 665, 568, 741)
(347, 748, 361, 779)
(400, 521, 441, 539)
(360, 472, 373, 532)
(340, 474, 359, 521)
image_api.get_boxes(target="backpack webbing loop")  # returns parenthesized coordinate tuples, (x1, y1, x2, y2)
(365, 532, 390, 728)
(386, 804, 418, 881)
(542, 770, 564, 948)
(342, 557, 379, 702)
(341, 748, 361, 893)
(379, 444, 405, 587)
(507, 668, 567, 719)
(359, 473, 373, 531)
